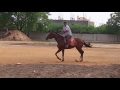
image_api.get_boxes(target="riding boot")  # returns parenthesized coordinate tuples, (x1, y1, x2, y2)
(65, 40, 69, 48)
(64, 37, 66, 43)
(65, 44, 69, 48)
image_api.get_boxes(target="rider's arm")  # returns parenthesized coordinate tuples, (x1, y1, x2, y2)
(59, 30, 64, 34)
(63, 30, 68, 33)
(60, 26, 69, 34)
(63, 25, 70, 33)
(59, 27, 65, 34)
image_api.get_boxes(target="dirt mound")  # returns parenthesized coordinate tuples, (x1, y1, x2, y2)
(2, 30, 31, 41)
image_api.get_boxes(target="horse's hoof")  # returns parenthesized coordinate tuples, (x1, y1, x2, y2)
(75, 59, 79, 62)
(57, 58, 61, 60)
(80, 60, 83, 62)
(61, 60, 64, 62)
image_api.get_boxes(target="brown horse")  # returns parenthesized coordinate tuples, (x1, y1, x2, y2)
(46, 32, 92, 62)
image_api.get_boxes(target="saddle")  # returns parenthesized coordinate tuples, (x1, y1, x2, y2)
(64, 37, 77, 47)
(69, 37, 77, 46)
(57, 33, 77, 46)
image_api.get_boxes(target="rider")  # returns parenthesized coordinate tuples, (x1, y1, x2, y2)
(60, 21, 72, 48)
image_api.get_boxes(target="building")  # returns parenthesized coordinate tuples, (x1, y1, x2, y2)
(77, 16, 88, 21)
(51, 16, 94, 27)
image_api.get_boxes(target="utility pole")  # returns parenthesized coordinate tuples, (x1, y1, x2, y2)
(83, 12, 84, 21)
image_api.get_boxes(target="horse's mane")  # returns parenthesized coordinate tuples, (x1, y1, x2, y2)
(53, 32, 64, 39)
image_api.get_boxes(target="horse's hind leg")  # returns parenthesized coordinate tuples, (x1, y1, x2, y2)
(80, 49, 84, 62)
(55, 49, 62, 60)
(76, 47, 84, 62)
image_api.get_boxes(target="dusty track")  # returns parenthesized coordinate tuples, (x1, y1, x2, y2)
(0, 41, 120, 78)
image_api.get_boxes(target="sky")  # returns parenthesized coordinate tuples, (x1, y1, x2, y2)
(48, 12, 114, 27)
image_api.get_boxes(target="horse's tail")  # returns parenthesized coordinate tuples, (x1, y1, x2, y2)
(83, 41, 92, 48)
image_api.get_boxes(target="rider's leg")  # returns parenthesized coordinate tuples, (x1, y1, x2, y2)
(66, 35, 72, 47)
(65, 35, 69, 48)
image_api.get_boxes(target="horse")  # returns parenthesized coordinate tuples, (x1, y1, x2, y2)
(46, 32, 92, 62)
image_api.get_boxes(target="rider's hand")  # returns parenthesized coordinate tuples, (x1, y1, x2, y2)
(59, 31, 64, 34)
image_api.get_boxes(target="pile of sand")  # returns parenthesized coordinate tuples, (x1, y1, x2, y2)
(1, 30, 31, 41)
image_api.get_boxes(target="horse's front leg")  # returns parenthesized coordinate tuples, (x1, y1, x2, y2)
(61, 49, 64, 62)
(55, 49, 62, 60)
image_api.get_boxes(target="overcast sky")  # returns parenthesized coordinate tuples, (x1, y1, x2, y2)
(48, 12, 114, 27)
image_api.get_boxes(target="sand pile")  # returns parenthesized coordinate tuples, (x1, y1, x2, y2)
(2, 30, 31, 41)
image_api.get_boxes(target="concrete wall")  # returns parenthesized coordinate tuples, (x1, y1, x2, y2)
(1, 30, 119, 43)
(29, 32, 49, 41)
(73, 34, 119, 42)
(29, 32, 120, 43)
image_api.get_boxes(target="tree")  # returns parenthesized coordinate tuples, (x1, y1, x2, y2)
(32, 12, 51, 32)
(107, 12, 120, 34)
(95, 24, 108, 34)
(0, 12, 13, 30)
(0, 12, 50, 33)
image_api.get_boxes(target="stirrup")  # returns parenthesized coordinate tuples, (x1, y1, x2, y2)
(65, 45, 69, 48)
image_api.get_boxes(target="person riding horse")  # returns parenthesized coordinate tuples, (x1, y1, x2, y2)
(59, 22, 72, 48)
(46, 32, 92, 62)
(46, 22, 92, 62)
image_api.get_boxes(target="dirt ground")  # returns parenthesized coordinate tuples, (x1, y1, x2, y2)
(0, 41, 120, 78)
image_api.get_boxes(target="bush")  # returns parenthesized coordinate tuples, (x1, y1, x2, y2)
(40, 23, 110, 34)
(47, 23, 63, 33)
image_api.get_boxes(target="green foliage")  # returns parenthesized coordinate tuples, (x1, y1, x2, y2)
(0, 12, 50, 33)
(1, 12, 119, 34)
(95, 24, 108, 34)
(0, 12, 13, 30)
(45, 22, 108, 34)
(106, 12, 120, 34)
(69, 24, 96, 34)
(47, 23, 63, 33)
(36, 13, 51, 33)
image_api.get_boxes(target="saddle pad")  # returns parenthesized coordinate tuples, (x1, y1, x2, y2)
(69, 38, 76, 46)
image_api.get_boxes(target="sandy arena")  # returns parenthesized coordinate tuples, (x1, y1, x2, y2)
(0, 41, 120, 78)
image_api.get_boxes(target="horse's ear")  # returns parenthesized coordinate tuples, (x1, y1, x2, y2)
(49, 32, 53, 34)
(53, 32, 57, 34)
(51, 32, 55, 34)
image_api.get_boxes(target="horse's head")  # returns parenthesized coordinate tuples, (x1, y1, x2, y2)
(46, 32, 55, 40)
